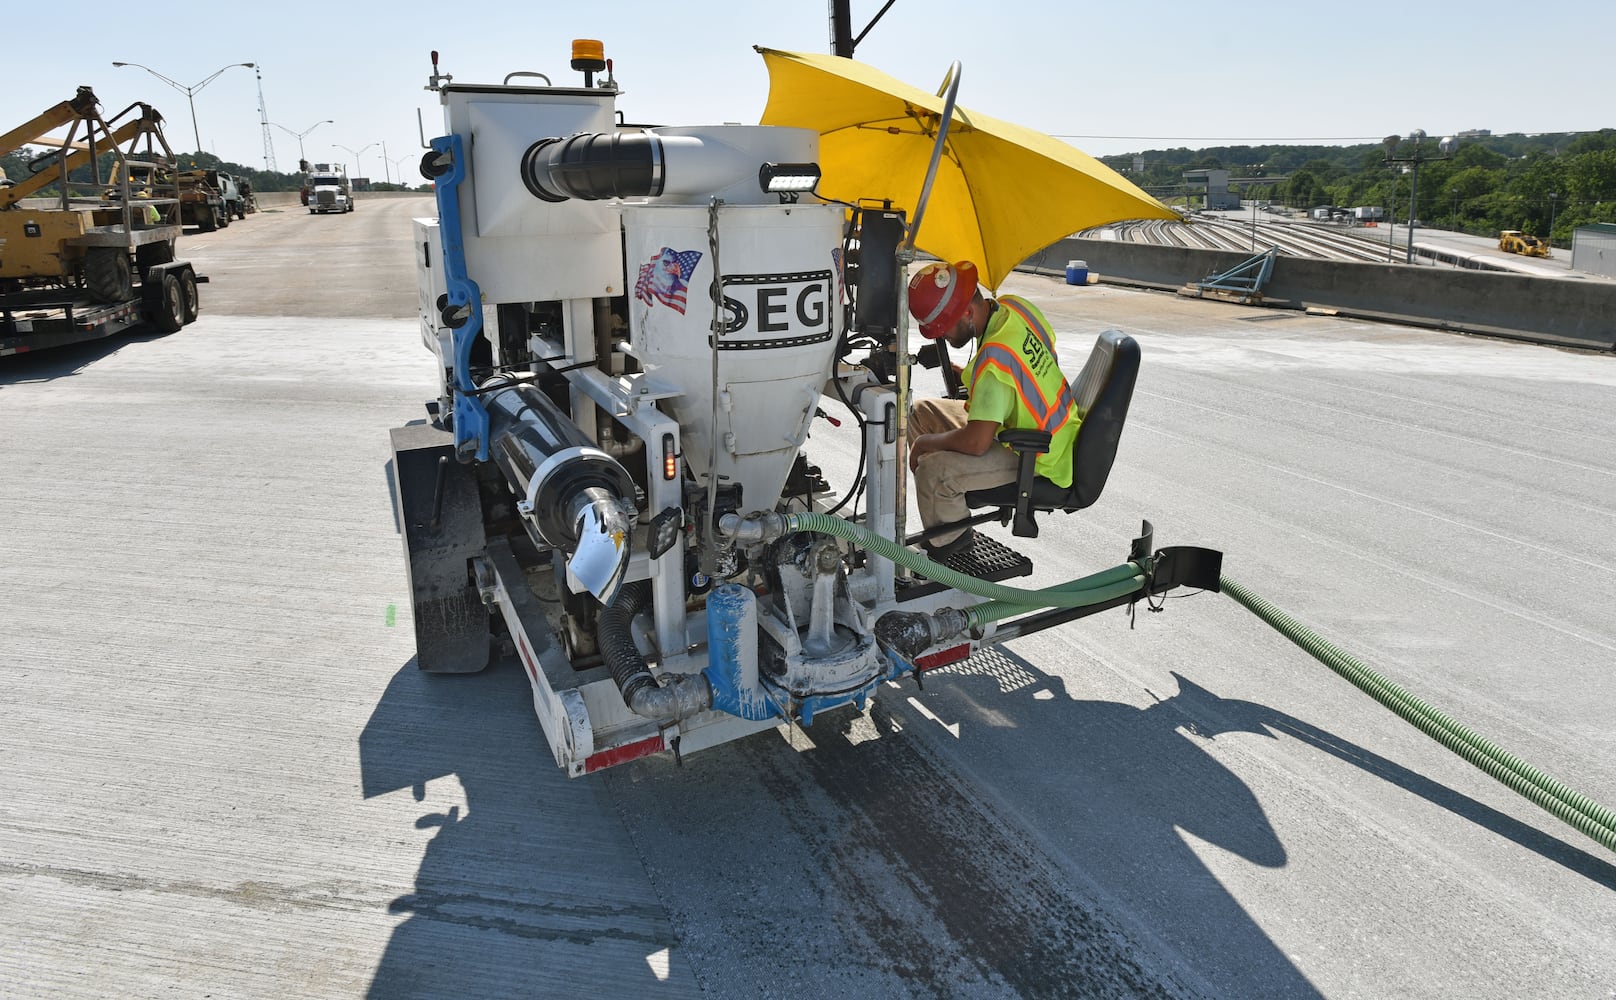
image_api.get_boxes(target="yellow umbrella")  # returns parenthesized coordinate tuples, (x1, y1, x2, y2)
(755, 47, 1176, 290)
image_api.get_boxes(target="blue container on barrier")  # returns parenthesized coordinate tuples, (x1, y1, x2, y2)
(1065, 260, 1089, 285)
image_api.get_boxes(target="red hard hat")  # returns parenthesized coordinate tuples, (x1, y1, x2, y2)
(907, 261, 978, 339)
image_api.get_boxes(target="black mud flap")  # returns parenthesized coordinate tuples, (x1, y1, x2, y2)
(390, 421, 491, 673)
(1149, 546, 1224, 595)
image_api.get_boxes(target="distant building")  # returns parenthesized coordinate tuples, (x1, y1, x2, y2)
(1183, 168, 1240, 210)
(1456, 129, 1492, 138)
(1570, 223, 1616, 279)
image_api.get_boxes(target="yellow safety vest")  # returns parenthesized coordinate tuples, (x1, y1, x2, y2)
(963, 295, 1081, 487)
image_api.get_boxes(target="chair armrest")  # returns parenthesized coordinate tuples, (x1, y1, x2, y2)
(996, 429, 1049, 539)
(996, 428, 1051, 454)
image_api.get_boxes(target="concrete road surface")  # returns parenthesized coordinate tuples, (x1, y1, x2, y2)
(3, 194, 1613, 999)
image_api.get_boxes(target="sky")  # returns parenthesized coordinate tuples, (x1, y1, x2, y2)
(8, 0, 1613, 180)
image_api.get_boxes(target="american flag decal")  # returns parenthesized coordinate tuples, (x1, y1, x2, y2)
(634, 247, 703, 314)
(831, 247, 846, 305)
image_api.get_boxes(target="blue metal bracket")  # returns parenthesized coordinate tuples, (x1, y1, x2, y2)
(1197, 247, 1278, 301)
(429, 133, 490, 462)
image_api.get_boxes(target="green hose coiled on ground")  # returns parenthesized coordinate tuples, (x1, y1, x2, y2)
(784, 511, 1146, 610)
(1221, 575, 1616, 855)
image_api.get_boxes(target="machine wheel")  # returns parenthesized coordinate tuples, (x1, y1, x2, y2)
(179, 267, 200, 325)
(85, 248, 133, 303)
(234, 201, 245, 221)
(217, 206, 230, 228)
(151, 273, 184, 333)
(135, 240, 175, 282)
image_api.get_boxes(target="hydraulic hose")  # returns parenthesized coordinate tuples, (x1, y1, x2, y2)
(599, 582, 657, 704)
(779, 511, 1145, 609)
(1221, 575, 1616, 855)
(598, 582, 713, 722)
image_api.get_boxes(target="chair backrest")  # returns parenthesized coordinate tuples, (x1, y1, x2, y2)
(1066, 329, 1140, 509)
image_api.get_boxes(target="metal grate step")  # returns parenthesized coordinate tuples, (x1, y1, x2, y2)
(896, 531, 1033, 602)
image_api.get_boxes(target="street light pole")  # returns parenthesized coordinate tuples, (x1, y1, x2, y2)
(111, 60, 255, 154)
(389, 155, 413, 189)
(271, 120, 333, 166)
(333, 143, 376, 183)
(1382, 130, 1456, 265)
(1548, 191, 1559, 246)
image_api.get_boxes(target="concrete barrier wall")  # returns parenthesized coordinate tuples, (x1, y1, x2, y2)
(1031, 237, 1616, 352)
(254, 190, 433, 208)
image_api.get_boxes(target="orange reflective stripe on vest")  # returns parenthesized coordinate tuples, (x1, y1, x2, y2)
(998, 296, 1056, 359)
(970, 343, 1077, 434)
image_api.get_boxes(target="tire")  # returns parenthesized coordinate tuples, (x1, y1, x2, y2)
(179, 268, 199, 325)
(85, 248, 133, 304)
(198, 209, 217, 233)
(151, 273, 184, 333)
(135, 240, 175, 282)
(217, 206, 229, 229)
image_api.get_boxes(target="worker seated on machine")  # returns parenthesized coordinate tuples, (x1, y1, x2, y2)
(905, 260, 1081, 559)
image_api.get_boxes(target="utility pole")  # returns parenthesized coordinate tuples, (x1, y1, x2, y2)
(1382, 131, 1456, 264)
(256, 65, 276, 172)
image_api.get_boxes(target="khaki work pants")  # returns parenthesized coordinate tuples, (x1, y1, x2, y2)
(908, 397, 1019, 545)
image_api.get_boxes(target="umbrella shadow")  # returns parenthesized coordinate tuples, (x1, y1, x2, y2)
(893, 647, 1616, 995)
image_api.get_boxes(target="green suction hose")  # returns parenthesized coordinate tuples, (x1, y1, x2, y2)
(1221, 575, 1616, 855)
(774, 511, 1615, 855)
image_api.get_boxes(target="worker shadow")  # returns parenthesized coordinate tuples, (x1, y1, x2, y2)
(846, 649, 1616, 994)
(0, 329, 165, 385)
(357, 657, 693, 999)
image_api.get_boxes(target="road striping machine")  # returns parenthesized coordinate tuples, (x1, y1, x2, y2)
(390, 44, 1221, 776)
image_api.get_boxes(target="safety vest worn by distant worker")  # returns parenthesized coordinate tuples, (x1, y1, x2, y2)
(962, 295, 1081, 488)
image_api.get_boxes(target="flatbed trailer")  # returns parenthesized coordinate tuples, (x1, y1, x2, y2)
(0, 260, 205, 357)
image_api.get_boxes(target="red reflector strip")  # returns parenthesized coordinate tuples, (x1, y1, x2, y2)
(914, 643, 972, 671)
(515, 633, 540, 686)
(584, 733, 667, 773)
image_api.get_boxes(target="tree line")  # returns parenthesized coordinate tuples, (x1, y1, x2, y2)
(1103, 130, 1616, 245)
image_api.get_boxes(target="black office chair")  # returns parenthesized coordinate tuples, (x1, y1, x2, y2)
(962, 329, 1140, 538)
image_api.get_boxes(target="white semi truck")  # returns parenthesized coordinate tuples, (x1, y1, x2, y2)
(302, 162, 352, 214)
(389, 43, 1220, 776)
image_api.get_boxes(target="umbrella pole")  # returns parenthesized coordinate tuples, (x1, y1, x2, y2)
(898, 61, 961, 259)
(893, 248, 915, 576)
(892, 62, 959, 573)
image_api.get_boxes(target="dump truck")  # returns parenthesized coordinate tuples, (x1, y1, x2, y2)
(1499, 230, 1551, 258)
(388, 45, 1220, 776)
(1, 87, 206, 357)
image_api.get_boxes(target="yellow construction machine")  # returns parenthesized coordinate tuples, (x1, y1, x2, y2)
(1498, 230, 1552, 258)
(1, 87, 205, 355)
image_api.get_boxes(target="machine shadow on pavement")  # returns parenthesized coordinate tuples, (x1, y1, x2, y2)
(358, 658, 692, 999)
(354, 640, 1616, 998)
(0, 329, 168, 385)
